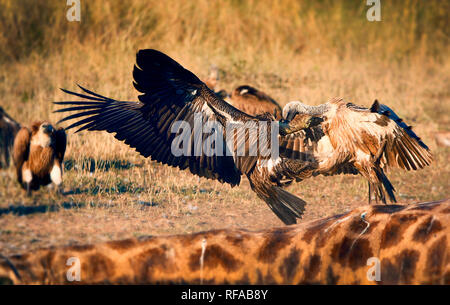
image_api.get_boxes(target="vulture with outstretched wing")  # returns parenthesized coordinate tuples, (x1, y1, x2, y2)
(281, 98, 432, 203)
(54, 49, 322, 225)
(54, 49, 431, 224)
(0, 106, 21, 168)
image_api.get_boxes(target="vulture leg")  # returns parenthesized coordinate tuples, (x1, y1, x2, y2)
(357, 162, 396, 204)
(50, 162, 63, 195)
(26, 183, 31, 197)
(22, 164, 33, 197)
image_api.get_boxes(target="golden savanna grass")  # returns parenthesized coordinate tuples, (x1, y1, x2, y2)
(0, 0, 448, 255)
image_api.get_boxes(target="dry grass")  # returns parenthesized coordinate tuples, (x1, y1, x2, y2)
(0, 0, 449, 256)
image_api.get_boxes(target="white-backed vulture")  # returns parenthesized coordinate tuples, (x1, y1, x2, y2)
(0, 106, 21, 168)
(229, 85, 283, 120)
(281, 98, 432, 203)
(54, 49, 320, 225)
(54, 49, 431, 225)
(13, 121, 67, 195)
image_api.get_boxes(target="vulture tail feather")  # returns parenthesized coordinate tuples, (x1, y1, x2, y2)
(370, 167, 396, 204)
(264, 186, 306, 225)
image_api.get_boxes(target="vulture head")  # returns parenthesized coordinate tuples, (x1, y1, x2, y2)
(279, 114, 323, 135)
(282, 101, 330, 121)
(30, 121, 56, 147)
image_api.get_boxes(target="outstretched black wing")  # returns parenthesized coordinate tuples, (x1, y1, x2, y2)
(54, 50, 264, 186)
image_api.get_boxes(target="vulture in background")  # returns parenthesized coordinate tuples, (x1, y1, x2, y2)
(13, 121, 67, 195)
(203, 65, 229, 100)
(54, 49, 321, 225)
(0, 106, 21, 168)
(281, 98, 432, 203)
(229, 85, 283, 120)
(203, 65, 282, 118)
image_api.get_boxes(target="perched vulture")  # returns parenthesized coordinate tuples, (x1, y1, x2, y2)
(281, 99, 432, 203)
(229, 85, 283, 120)
(13, 121, 67, 195)
(54, 49, 321, 225)
(0, 106, 21, 168)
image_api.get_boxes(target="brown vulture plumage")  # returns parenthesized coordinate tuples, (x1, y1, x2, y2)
(13, 121, 67, 195)
(0, 106, 21, 168)
(54, 49, 321, 225)
(229, 85, 283, 120)
(281, 98, 432, 203)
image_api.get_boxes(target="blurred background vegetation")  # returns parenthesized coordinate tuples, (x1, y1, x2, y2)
(0, 0, 448, 64)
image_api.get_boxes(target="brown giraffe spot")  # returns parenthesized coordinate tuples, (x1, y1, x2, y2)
(256, 269, 263, 284)
(234, 273, 250, 284)
(263, 271, 277, 284)
(379, 258, 398, 284)
(269, 226, 295, 234)
(65, 244, 95, 252)
(278, 247, 301, 283)
(302, 220, 330, 243)
(254, 268, 277, 284)
(444, 272, 450, 285)
(412, 216, 443, 243)
(165, 277, 216, 285)
(132, 247, 175, 281)
(257, 231, 293, 263)
(349, 219, 380, 236)
(314, 215, 360, 249)
(396, 249, 420, 284)
(82, 253, 115, 281)
(38, 251, 56, 281)
(425, 236, 447, 281)
(326, 266, 339, 284)
(188, 244, 242, 272)
(0, 277, 13, 285)
(380, 214, 418, 248)
(442, 207, 450, 214)
(225, 234, 245, 247)
(372, 205, 406, 214)
(303, 254, 321, 279)
(107, 239, 137, 252)
(331, 236, 373, 268)
(380, 250, 420, 284)
(10, 253, 30, 260)
(409, 202, 440, 211)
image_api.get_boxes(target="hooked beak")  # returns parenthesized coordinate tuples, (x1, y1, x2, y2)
(43, 124, 54, 134)
(279, 119, 298, 135)
(279, 116, 323, 135)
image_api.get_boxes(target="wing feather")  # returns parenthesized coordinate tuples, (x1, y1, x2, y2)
(54, 50, 271, 186)
(353, 109, 432, 170)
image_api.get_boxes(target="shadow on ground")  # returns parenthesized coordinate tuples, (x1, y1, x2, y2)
(64, 158, 143, 173)
(0, 199, 159, 216)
